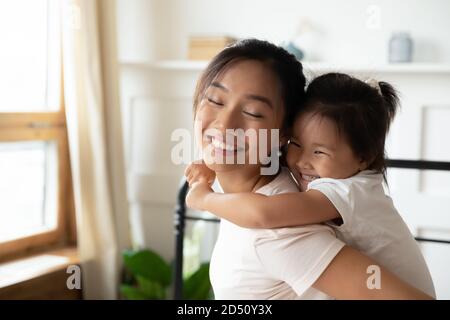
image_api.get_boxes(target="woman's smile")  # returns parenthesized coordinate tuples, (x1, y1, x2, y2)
(203, 131, 247, 160)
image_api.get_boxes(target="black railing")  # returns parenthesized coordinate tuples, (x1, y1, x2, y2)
(173, 179, 220, 299)
(173, 159, 450, 299)
(386, 159, 450, 171)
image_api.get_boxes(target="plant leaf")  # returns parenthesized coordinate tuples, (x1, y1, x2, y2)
(123, 249, 172, 287)
(136, 275, 166, 300)
(183, 262, 211, 300)
(120, 285, 148, 300)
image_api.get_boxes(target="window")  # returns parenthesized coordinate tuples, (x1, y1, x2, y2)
(0, 141, 58, 242)
(0, 0, 75, 260)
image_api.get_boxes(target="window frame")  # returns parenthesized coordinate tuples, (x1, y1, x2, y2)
(0, 86, 76, 263)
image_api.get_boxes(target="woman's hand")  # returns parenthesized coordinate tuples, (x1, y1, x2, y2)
(184, 161, 216, 186)
(186, 181, 214, 211)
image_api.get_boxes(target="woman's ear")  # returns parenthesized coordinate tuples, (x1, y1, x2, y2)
(280, 133, 289, 148)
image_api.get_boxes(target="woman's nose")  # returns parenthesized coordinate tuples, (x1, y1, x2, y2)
(215, 107, 239, 130)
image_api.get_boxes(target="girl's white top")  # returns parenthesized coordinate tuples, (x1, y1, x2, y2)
(308, 170, 436, 298)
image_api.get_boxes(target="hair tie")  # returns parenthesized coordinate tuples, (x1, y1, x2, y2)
(365, 78, 382, 95)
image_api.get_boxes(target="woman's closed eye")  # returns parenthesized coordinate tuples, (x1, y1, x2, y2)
(207, 97, 224, 106)
(243, 110, 263, 118)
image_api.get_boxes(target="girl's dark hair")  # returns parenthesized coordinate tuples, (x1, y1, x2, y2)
(193, 38, 306, 133)
(302, 72, 399, 176)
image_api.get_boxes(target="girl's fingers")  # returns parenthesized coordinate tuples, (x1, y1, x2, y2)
(190, 172, 198, 183)
(186, 172, 194, 185)
(193, 172, 206, 184)
(185, 161, 213, 186)
(184, 165, 192, 177)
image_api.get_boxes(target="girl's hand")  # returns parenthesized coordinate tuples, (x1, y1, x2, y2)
(184, 161, 216, 186)
(186, 181, 213, 211)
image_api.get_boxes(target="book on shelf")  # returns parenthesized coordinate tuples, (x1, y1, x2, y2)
(188, 36, 237, 61)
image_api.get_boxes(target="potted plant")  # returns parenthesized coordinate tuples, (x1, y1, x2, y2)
(120, 249, 212, 300)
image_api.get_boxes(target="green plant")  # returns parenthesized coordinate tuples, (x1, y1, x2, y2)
(120, 249, 212, 300)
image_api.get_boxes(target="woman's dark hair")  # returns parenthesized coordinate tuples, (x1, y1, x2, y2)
(193, 38, 306, 133)
(302, 72, 399, 176)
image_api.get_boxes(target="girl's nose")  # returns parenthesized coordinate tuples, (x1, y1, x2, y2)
(296, 153, 312, 169)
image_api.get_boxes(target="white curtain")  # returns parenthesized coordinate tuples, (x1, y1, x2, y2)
(61, 0, 131, 299)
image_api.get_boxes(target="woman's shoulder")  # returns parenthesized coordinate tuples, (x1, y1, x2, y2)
(255, 167, 299, 196)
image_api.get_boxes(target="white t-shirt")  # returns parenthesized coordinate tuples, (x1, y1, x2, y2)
(209, 168, 345, 299)
(308, 170, 436, 298)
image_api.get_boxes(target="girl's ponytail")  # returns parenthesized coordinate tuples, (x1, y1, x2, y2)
(378, 81, 400, 132)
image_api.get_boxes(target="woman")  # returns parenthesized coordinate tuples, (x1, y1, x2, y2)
(188, 39, 432, 299)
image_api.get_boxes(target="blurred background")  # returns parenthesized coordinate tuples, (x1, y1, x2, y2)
(0, 0, 449, 300)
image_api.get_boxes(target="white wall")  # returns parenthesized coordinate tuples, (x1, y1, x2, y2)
(117, 0, 450, 64)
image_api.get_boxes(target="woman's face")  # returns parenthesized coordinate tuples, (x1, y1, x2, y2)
(195, 59, 285, 174)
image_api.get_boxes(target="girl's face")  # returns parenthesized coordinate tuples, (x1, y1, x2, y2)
(286, 112, 367, 191)
(195, 59, 285, 174)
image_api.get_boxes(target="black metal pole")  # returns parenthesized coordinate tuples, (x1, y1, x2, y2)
(386, 159, 450, 171)
(415, 237, 450, 245)
(173, 180, 189, 300)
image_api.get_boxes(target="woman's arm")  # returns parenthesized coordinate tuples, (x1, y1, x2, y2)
(313, 246, 433, 300)
(186, 181, 339, 228)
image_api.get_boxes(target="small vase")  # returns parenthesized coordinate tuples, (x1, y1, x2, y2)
(389, 32, 413, 63)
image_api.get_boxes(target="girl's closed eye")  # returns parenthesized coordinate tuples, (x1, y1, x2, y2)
(314, 149, 332, 157)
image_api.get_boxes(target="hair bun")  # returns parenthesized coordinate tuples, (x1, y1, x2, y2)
(364, 78, 382, 95)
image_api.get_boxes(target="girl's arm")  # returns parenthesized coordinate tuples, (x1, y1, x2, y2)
(186, 181, 340, 228)
(313, 246, 433, 300)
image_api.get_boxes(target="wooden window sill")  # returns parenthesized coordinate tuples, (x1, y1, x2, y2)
(0, 247, 81, 299)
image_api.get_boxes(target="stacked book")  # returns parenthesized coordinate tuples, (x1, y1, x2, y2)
(188, 36, 237, 60)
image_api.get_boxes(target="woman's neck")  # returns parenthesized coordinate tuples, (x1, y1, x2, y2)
(215, 166, 275, 193)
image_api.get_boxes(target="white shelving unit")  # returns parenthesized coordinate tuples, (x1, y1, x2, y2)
(121, 60, 450, 74)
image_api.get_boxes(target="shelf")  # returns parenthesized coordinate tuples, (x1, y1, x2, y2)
(120, 60, 207, 71)
(120, 60, 450, 74)
(302, 62, 450, 74)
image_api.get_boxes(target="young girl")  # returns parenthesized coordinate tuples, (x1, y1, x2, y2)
(186, 72, 436, 298)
